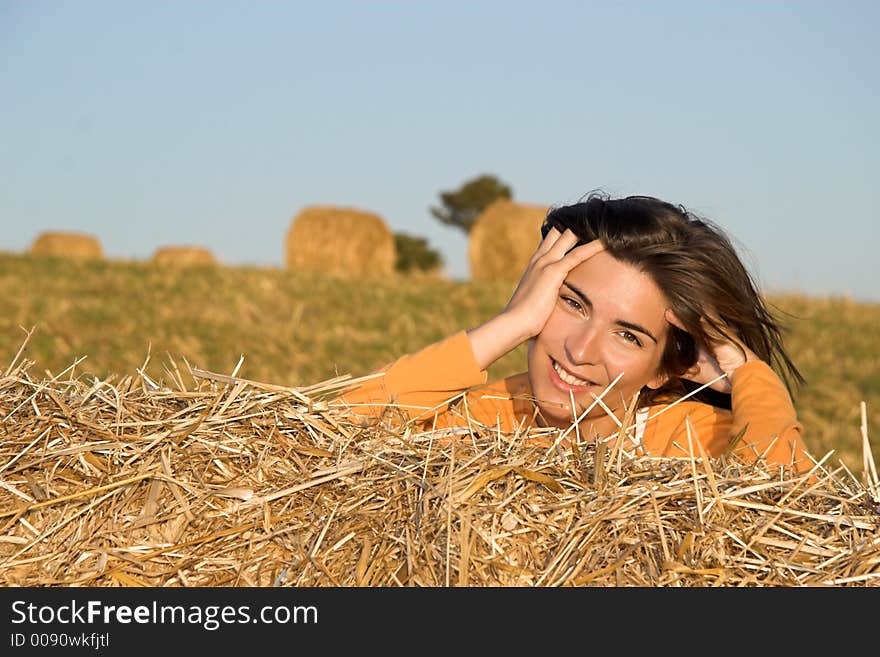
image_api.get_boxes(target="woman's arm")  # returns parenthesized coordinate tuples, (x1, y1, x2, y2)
(664, 311, 812, 474)
(726, 360, 811, 473)
(335, 330, 489, 423)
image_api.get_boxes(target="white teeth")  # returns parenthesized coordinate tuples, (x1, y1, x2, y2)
(553, 360, 591, 387)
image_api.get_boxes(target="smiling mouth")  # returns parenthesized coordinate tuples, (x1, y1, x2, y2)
(551, 359, 598, 388)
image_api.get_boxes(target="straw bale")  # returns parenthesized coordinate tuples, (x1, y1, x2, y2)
(285, 206, 395, 277)
(469, 200, 549, 281)
(151, 245, 218, 267)
(1, 337, 878, 587)
(29, 231, 104, 259)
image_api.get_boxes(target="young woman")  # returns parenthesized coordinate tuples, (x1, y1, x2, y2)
(337, 192, 812, 476)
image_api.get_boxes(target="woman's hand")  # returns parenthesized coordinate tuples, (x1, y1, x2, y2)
(503, 228, 606, 339)
(466, 228, 605, 370)
(665, 310, 759, 393)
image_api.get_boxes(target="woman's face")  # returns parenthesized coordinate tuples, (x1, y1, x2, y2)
(527, 250, 671, 430)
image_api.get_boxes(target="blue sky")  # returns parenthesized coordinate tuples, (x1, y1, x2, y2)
(2, 1, 878, 301)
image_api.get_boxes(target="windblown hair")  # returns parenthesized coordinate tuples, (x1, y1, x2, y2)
(542, 191, 804, 408)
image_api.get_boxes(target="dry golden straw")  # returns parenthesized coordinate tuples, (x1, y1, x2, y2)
(468, 200, 549, 281)
(285, 206, 395, 277)
(29, 231, 104, 260)
(1, 335, 878, 587)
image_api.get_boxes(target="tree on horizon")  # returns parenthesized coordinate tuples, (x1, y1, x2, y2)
(429, 173, 513, 234)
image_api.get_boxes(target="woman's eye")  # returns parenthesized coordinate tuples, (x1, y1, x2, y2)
(561, 296, 583, 312)
(621, 331, 643, 347)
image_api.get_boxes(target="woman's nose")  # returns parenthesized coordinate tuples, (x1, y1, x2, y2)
(565, 324, 602, 365)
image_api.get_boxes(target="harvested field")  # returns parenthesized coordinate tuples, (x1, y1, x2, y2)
(29, 231, 104, 259)
(1, 331, 877, 587)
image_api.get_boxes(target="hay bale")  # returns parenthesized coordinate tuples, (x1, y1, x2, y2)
(151, 245, 217, 267)
(285, 206, 395, 277)
(29, 230, 104, 259)
(0, 347, 878, 587)
(468, 200, 549, 281)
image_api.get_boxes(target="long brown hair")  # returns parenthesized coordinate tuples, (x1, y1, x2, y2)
(542, 191, 804, 407)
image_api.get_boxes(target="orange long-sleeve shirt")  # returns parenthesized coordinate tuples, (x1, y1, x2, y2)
(336, 331, 812, 475)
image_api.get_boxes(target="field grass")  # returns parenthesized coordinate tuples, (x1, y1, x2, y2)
(1, 251, 877, 472)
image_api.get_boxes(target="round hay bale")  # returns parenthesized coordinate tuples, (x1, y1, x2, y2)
(285, 206, 395, 277)
(29, 230, 104, 259)
(468, 200, 549, 281)
(151, 245, 218, 267)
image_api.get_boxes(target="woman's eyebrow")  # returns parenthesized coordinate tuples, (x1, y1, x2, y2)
(562, 282, 658, 343)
